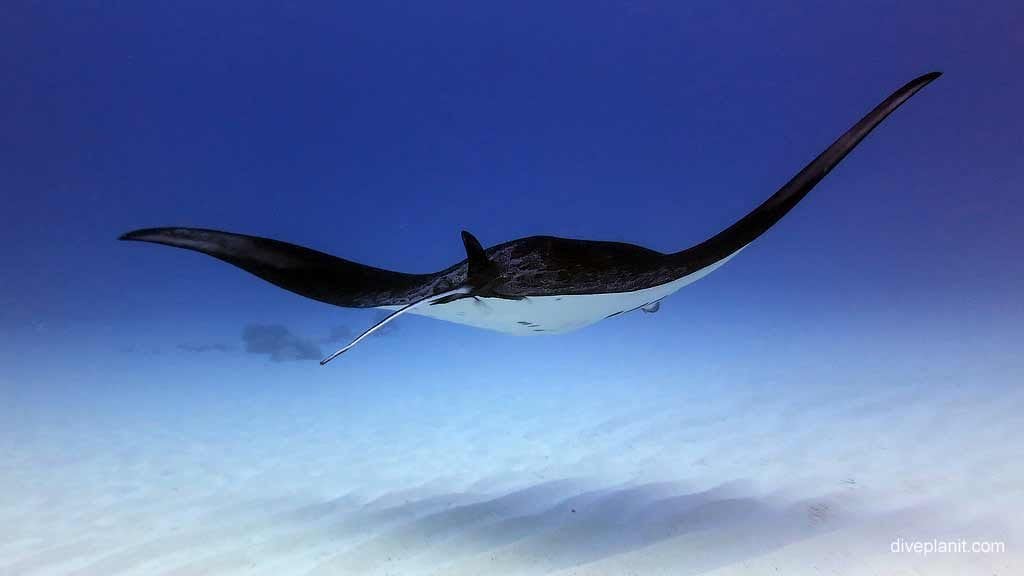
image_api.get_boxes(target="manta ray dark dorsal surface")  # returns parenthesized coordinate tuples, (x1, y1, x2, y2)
(121, 72, 941, 351)
(118, 227, 453, 307)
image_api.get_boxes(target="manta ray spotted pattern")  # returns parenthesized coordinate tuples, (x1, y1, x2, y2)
(121, 72, 940, 364)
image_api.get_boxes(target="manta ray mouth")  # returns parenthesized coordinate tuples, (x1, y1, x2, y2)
(120, 72, 941, 362)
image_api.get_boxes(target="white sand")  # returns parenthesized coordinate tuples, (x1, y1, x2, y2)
(2, 353, 1021, 575)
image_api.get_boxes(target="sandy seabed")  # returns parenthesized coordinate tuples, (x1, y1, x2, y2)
(2, 358, 1021, 575)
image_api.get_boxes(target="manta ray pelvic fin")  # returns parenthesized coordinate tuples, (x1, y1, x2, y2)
(642, 301, 661, 314)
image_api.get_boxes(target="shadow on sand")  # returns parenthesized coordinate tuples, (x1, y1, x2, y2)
(269, 478, 857, 575)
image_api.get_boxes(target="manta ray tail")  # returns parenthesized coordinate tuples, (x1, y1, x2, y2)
(320, 231, 495, 363)
(320, 286, 471, 365)
(672, 71, 941, 270)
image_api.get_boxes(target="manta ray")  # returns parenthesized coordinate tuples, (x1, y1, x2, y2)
(121, 72, 940, 364)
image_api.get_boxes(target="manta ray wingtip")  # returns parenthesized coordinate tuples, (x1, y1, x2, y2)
(119, 227, 170, 242)
(911, 71, 942, 89)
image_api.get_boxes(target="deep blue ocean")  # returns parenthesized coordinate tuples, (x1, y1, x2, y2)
(2, 3, 1021, 574)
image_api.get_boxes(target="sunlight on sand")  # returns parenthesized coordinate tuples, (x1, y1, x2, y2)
(2, 365, 1021, 575)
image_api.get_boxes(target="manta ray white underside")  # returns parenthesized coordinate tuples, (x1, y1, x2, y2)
(379, 251, 740, 335)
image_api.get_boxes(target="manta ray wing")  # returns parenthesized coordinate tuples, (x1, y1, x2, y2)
(666, 71, 942, 273)
(119, 227, 462, 308)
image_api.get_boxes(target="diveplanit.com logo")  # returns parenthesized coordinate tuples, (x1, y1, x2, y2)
(890, 537, 1005, 556)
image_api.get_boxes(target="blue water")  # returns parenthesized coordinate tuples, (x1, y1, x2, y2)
(2, 2, 1022, 574)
